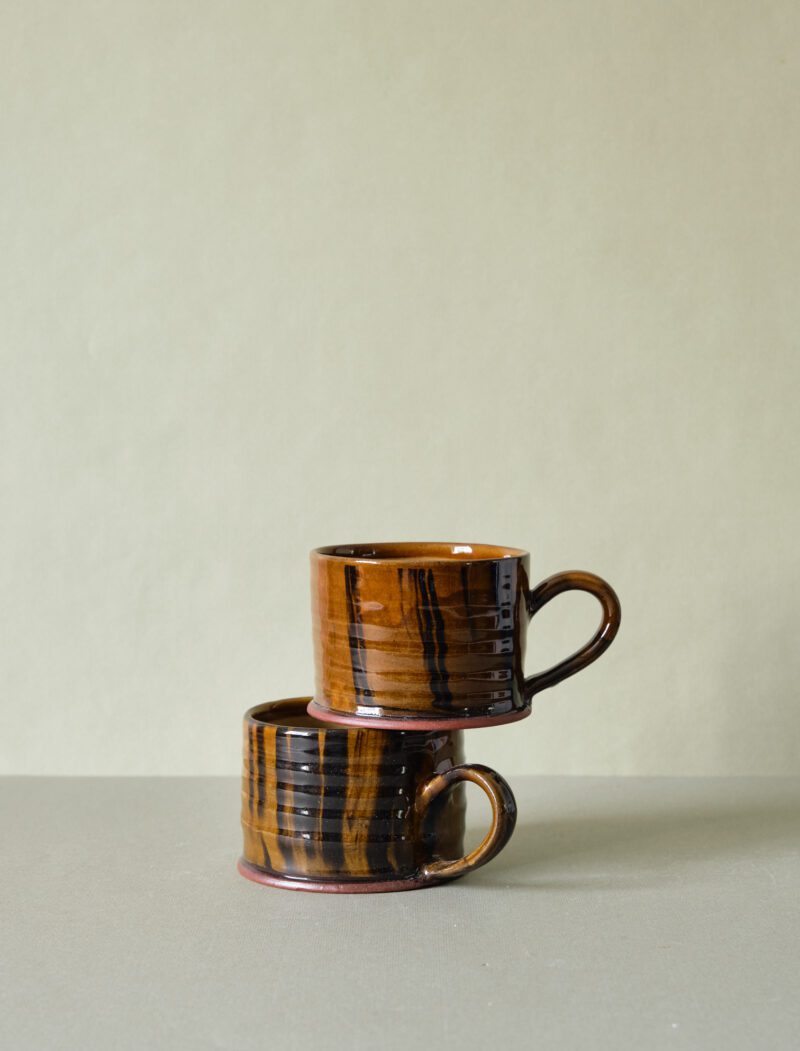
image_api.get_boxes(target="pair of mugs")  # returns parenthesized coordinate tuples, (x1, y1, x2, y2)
(240, 542, 621, 892)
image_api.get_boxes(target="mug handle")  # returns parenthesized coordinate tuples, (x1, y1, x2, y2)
(416, 764, 517, 882)
(524, 570, 621, 701)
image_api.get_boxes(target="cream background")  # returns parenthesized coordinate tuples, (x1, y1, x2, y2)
(1, 0, 798, 776)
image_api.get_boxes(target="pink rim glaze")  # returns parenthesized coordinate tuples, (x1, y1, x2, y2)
(237, 857, 450, 894)
(305, 699, 532, 731)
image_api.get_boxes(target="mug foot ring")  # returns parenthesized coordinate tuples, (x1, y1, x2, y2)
(237, 857, 447, 894)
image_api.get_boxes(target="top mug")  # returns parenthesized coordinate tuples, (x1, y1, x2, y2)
(307, 542, 621, 730)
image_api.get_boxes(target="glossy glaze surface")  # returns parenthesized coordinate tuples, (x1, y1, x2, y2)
(240, 697, 517, 892)
(310, 542, 621, 728)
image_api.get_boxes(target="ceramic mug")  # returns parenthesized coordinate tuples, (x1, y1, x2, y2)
(308, 542, 621, 730)
(238, 697, 517, 893)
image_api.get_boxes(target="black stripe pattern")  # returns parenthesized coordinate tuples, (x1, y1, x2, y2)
(241, 709, 462, 883)
(344, 564, 373, 703)
(412, 568, 453, 711)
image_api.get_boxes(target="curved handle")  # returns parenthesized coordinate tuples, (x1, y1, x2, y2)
(524, 570, 621, 701)
(417, 764, 517, 883)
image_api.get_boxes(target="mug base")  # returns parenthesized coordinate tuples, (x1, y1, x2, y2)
(237, 857, 446, 894)
(306, 699, 532, 731)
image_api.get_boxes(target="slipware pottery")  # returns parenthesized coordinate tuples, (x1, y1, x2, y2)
(307, 542, 621, 730)
(239, 697, 517, 893)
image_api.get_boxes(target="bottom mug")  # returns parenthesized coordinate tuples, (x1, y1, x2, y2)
(239, 697, 517, 893)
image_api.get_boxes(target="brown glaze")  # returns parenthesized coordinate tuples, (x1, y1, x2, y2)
(309, 542, 621, 729)
(239, 697, 517, 892)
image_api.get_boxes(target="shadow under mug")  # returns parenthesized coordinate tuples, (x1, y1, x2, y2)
(239, 698, 517, 893)
(308, 542, 621, 730)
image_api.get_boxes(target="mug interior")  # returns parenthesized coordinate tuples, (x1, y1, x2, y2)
(247, 698, 329, 732)
(313, 541, 528, 564)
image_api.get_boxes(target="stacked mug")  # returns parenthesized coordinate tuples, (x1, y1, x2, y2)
(239, 543, 621, 893)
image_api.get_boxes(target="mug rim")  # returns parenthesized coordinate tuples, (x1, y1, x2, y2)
(245, 698, 462, 738)
(245, 697, 328, 736)
(312, 541, 529, 565)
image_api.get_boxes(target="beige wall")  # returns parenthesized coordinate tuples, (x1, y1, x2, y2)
(2, 1, 798, 775)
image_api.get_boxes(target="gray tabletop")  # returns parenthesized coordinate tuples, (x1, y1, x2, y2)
(2, 777, 798, 1050)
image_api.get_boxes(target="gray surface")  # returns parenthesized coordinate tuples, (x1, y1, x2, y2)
(2, 777, 799, 1050)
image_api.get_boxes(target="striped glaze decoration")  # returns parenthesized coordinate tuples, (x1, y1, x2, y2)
(308, 542, 621, 730)
(239, 698, 517, 893)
